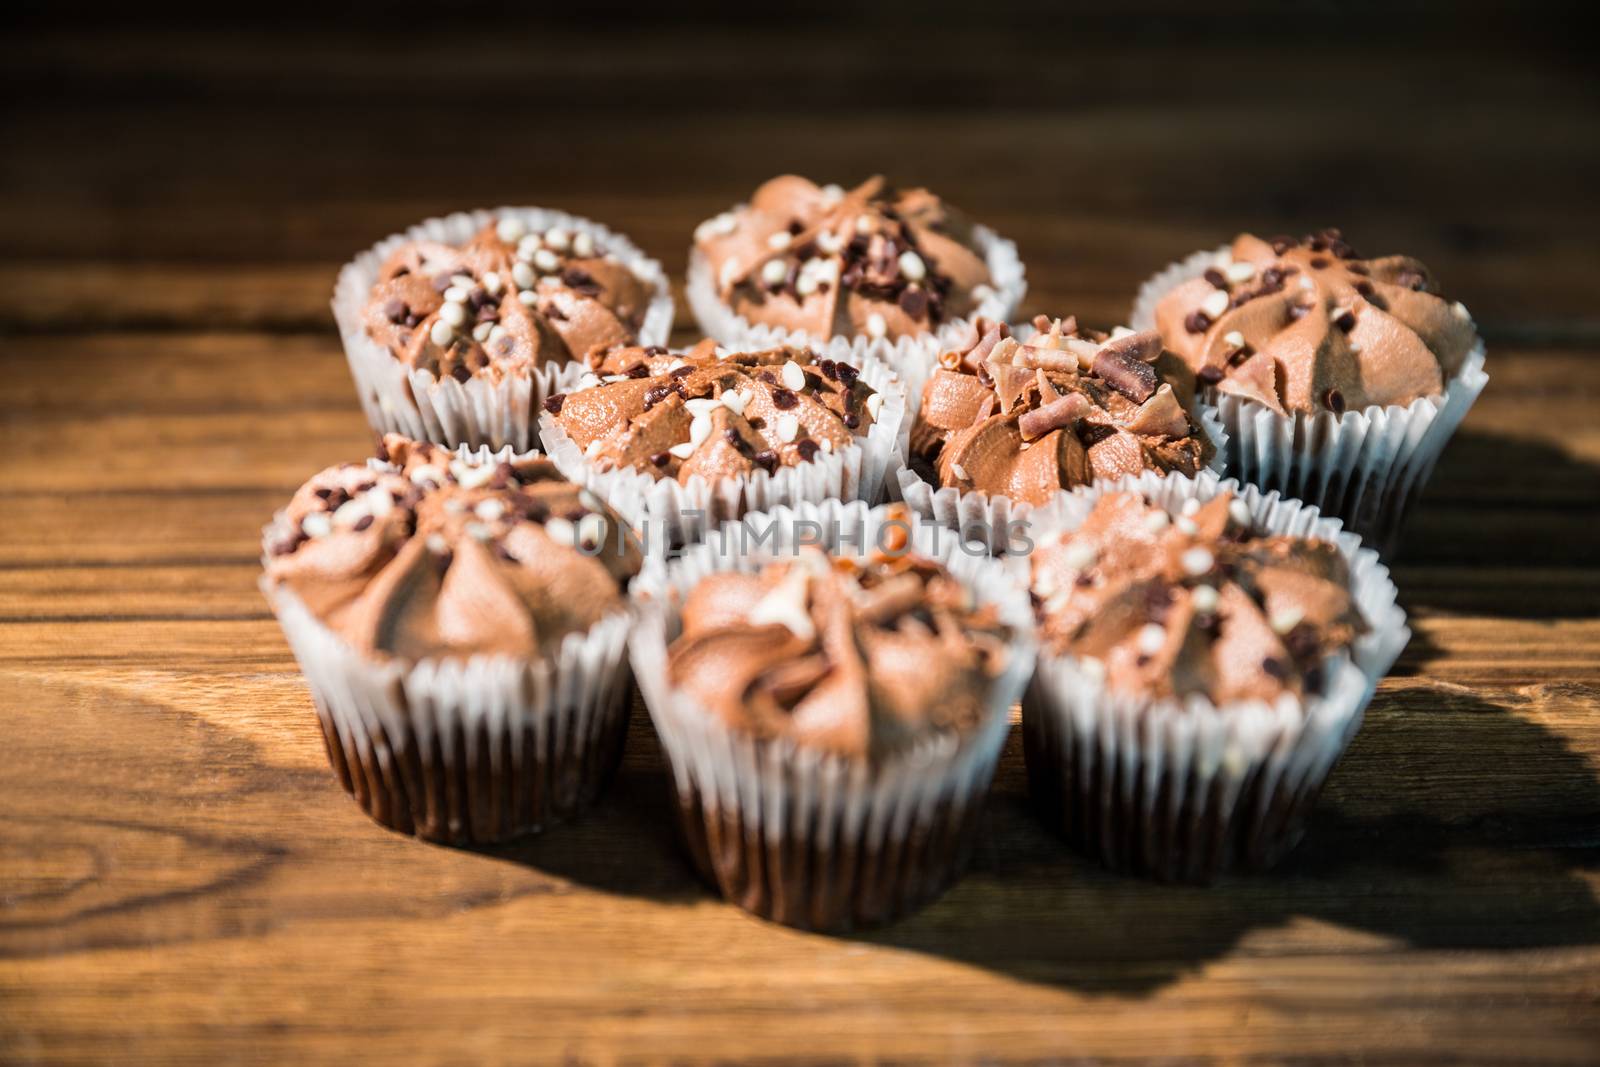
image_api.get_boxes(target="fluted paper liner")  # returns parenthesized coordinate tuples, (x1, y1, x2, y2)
(261, 445, 638, 845)
(334, 206, 674, 452)
(1018, 470, 1409, 881)
(629, 499, 1037, 930)
(686, 216, 1025, 379)
(539, 352, 909, 549)
(1131, 246, 1489, 556)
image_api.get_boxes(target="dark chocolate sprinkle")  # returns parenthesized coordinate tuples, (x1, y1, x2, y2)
(543, 393, 566, 415)
(383, 298, 408, 323)
(772, 387, 798, 409)
(669, 364, 695, 378)
(1203, 268, 1228, 289)
(1334, 310, 1357, 332)
(451, 363, 472, 383)
(754, 449, 779, 473)
(352, 514, 375, 532)
(1197, 365, 1225, 386)
(1262, 656, 1290, 680)
(1184, 310, 1211, 334)
(1324, 388, 1346, 414)
(834, 362, 859, 388)
(650, 451, 671, 468)
(796, 438, 820, 462)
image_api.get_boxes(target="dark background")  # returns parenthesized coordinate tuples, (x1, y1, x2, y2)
(4, 1, 1595, 342)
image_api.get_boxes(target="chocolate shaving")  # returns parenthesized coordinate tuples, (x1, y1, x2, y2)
(1091, 343, 1159, 403)
(1018, 392, 1089, 440)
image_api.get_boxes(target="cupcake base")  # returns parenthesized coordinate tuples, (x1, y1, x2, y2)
(267, 580, 637, 846)
(1016, 471, 1409, 882)
(672, 772, 988, 931)
(631, 499, 1036, 930)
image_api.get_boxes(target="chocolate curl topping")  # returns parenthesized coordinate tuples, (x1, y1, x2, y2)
(960, 324, 1008, 373)
(1092, 339, 1160, 402)
(1097, 329, 1164, 365)
(1019, 392, 1090, 440)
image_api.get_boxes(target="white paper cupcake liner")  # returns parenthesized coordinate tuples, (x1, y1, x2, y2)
(538, 352, 909, 550)
(1131, 246, 1490, 556)
(892, 403, 1230, 555)
(686, 216, 1025, 378)
(333, 206, 675, 453)
(1017, 469, 1410, 882)
(629, 499, 1038, 930)
(261, 445, 638, 845)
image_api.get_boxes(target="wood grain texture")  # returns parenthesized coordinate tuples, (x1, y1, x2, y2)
(3, 8, 1598, 1065)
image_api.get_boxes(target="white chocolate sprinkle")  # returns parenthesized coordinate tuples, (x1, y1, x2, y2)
(488, 325, 507, 345)
(543, 516, 576, 546)
(571, 232, 595, 258)
(761, 258, 788, 287)
(854, 215, 873, 235)
(684, 398, 720, 417)
(577, 513, 607, 548)
(1136, 623, 1167, 656)
(333, 498, 369, 526)
(1223, 330, 1245, 348)
(1180, 546, 1215, 576)
(775, 413, 800, 443)
(438, 301, 467, 327)
(1452, 300, 1471, 321)
(668, 441, 696, 459)
(1270, 607, 1305, 634)
(1228, 498, 1253, 527)
(1299, 275, 1315, 290)
(766, 231, 792, 251)
(950, 462, 970, 482)
(897, 250, 926, 281)
(781, 360, 807, 391)
(1176, 517, 1199, 536)
(534, 249, 561, 273)
(816, 230, 845, 255)
(1142, 510, 1170, 533)
(511, 261, 537, 289)
(1060, 540, 1098, 571)
(718, 259, 741, 290)
(819, 183, 844, 206)
(819, 438, 833, 453)
(1225, 260, 1256, 283)
(543, 228, 571, 252)
(366, 489, 393, 518)
(1182, 498, 1202, 516)
(1110, 325, 1135, 339)
(301, 512, 332, 538)
(474, 498, 507, 522)
(429, 319, 456, 346)
(517, 235, 543, 258)
(865, 313, 887, 339)
(1191, 584, 1219, 613)
(577, 372, 602, 390)
(720, 390, 748, 417)
(481, 271, 503, 295)
(517, 289, 538, 305)
(425, 533, 449, 554)
(465, 522, 491, 542)
(442, 285, 469, 304)
(452, 461, 497, 489)
(496, 217, 526, 243)
(409, 464, 444, 487)
(689, 414, 713, 448)
(1201, 290, 1230, 319)
(865, 392, 883, 419)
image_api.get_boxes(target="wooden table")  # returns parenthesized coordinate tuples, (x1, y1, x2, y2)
(4, 13, 1598, 1065)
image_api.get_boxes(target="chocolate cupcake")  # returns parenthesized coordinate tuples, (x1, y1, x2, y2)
(896, 315, 1225, 552)
(631, 499, 1035, 930)
(687, 175, 1024, 368)
(1133, 230, 1488, 554)
(334, 208, 673, 451)
(261, 434, 643, 844)
(1020, 471, 1408, 881)
(538, 340, 906, 546)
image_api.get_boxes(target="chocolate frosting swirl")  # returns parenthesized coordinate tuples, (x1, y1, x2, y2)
(548, 340, 881, 484)
(1031, 490, 1367, 703)
(911, 316, 1214, 505)
(695, 175, 992, 342)
(667, 548, 1013, 760)
(364, 218, 654, 383)
(263, 435, 642, 660)
(1153, 229, 1478, 414)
